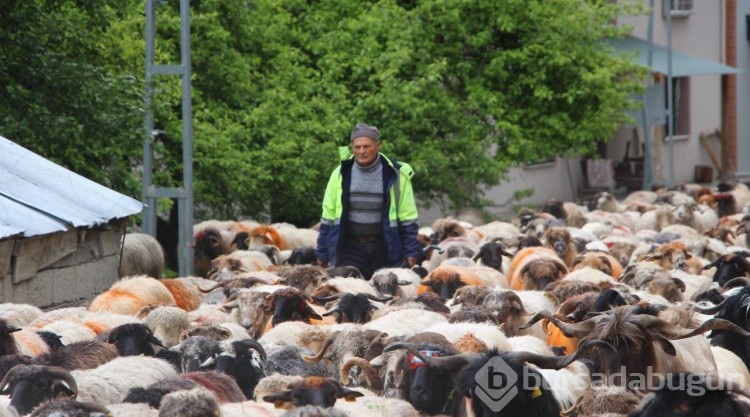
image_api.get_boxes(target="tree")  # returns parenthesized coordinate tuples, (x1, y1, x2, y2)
(0, 0, 647, 227)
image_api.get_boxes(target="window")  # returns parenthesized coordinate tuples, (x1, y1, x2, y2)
(663, 0, 694, 18)
(664, 76, 691, 139)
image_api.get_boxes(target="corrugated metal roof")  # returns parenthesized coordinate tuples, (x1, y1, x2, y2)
(0, 135, 144, 239)
(608, 36, 743, 77)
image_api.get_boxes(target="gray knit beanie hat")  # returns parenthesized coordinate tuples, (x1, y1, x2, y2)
(350, 123, 380, 142)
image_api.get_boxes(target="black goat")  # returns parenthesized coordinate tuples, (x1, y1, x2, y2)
(287, 246, 317, 265)
(708, 280, 750, 369)
(630, 373, 750, 417)
(704, 252, 750, 287)
(263, 375, 363, 408)
(315, 292, 392, 324)
(472, 240, 513, 272)
(200, 338, 266, 399)
(102, 322, 164, 356)
(0, 318, 21, 356)
(267, 287, 323, 326)
(387, 339, 612, 417)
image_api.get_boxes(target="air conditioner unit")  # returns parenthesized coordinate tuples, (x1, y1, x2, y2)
(663, 0, 693, 18)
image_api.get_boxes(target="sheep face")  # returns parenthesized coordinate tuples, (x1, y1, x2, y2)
(207, 339, 266, 400)
(0, 365, 77, 416)
(263, 376, 363, 408)
(105, 323, 164, 356)
(268, 288, 322, 326)
(179, 336, 222, 373)
(322, 293, 376, 324)
(0, 319, 21, 356)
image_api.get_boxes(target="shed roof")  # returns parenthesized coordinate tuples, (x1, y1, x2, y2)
(608, 35, 743, 77)
(0, 135, 143, 239)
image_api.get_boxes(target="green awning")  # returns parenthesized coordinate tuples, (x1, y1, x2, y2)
(608, 35, 742, 76)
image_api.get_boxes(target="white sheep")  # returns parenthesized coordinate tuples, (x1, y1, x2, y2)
(370, 268, 421, 298)
(37, 319, 98, 344)
(118, 232, 165, 279)
(363, 308, 448, 337)
(140, 305, 191, 348)
(71, 356, 178, 405)
(424, 321, 512, 352)
(0, 303, 44, 327)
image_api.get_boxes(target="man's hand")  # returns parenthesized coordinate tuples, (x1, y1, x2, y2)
(317, 259, 329, 268)
(406, 257, 418, 268)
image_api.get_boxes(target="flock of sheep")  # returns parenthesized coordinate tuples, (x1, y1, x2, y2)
(2, 181, 750, 417)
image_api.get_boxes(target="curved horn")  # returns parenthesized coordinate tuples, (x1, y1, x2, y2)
(693, 297, 728, 315)
(45, 365, 79, 398)
(340, 357, 384, 391)
(383, 342, 478, 374)
(506, 339, 616, 370)
(363, 293, 393, 302)
(238, 338, 267, 361)
(519, 310, 553, 330)
(302, 331, 341, 363)
(383, 342, 430, 364)
(0, 364, 25, 394)
(423, 244, 445, 255)
(405, 351, 484, 374)
(548, 314, 598, 338)
(661, 317, 750, 340)
(723, 277, 750, 290)
(313, 293, 344, 303)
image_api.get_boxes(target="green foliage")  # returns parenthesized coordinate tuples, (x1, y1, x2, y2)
(0, 0, 647, 226)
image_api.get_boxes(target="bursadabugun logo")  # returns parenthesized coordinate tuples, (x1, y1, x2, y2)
(473, 356, 519, 412)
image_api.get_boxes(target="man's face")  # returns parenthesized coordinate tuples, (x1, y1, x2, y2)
(351, 137, 381, 166)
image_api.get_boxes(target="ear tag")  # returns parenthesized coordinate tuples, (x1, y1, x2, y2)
(531, 387, 542, 399)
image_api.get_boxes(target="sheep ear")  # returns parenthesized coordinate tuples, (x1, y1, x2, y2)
(263, 392, 294, 409)
(672, 278, 686, 293)
(337, 387, 365, 402)
(654, 335, 677, 356)
(303, 304, 323, 321)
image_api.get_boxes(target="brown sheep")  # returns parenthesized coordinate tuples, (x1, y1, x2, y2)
(543, 227, 578, 269)
(429, 217, 468, 244)
(642, 241, 703, 275)
(517, 257, 568, 291)
(417, 265, 486, 300)
(544, 280, 613, 304)
(571, 251, 624, 279)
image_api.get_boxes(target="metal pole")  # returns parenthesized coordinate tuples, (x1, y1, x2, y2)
(142, 0, 157, 236)
(666, 0, 675, 188)
(179, 0, 194, 277)
(641, 0, 655, 190)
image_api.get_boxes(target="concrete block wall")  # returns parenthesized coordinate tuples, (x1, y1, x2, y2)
(0, 225, 125, 309)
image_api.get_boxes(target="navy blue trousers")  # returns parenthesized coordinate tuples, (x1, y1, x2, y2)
(338, 237, 388, 280)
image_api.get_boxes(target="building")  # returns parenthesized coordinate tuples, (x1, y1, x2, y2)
(0, 136, 143, 308)
(420, 0, 746, 225)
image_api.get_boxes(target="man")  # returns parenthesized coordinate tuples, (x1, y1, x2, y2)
(315, 122, 420, 279)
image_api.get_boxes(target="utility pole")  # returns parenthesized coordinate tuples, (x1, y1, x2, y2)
(143, 0, 194, 277)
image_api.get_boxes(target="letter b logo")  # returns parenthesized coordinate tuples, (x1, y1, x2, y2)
(474, 356, 518, 412)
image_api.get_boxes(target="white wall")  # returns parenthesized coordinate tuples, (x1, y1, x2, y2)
(418, 158, 582, 226)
